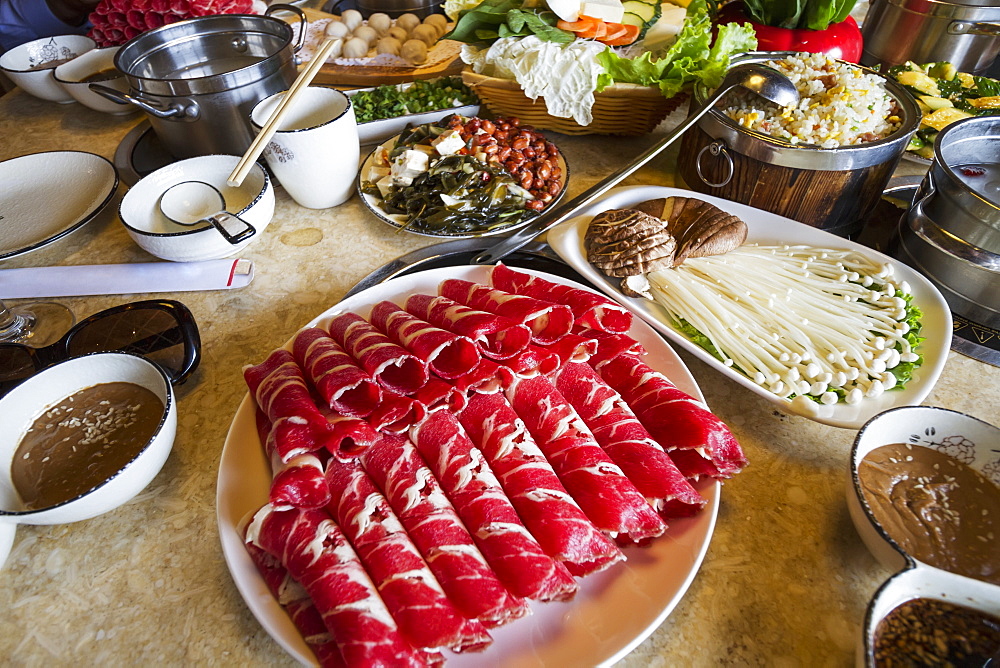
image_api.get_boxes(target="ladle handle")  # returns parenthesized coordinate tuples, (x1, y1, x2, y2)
(470, 82, 738, 266)
(207, 212, 257, 245)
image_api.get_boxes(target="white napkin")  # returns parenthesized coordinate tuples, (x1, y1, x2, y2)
(0, 259, 254, 299)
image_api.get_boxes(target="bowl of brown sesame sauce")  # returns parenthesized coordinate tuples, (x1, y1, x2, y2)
(847, 405, 1000, 666)
(0, 352, 176, 568)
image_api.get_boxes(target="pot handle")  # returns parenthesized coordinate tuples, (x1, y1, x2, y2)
(266, 3, 308, 54)
(88, 84, 198, 120)
(695, 140, 734, 188)
(948, 21, 1000, 36)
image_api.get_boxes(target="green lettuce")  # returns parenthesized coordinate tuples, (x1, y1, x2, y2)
(596, 0, 757, 98)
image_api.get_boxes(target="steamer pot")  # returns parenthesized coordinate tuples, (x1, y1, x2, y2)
(896, 115, 1000, 328)
(91, 6, 305, 159)
(861, 0, 1000, 75)
(677, 52, 920, 238)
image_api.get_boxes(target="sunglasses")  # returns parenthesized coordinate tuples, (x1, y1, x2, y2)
(0, 299, 201, 398)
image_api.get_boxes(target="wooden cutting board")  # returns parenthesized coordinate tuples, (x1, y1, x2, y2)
(296, 7, 465, 87)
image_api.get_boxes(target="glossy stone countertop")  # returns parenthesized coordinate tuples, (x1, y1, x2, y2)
(0, 88, 997, 667)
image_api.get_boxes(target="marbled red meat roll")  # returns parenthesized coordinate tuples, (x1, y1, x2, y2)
(325, 457, 491, 652)
(555, 362, 705, 518)
(595, 354, 747, 479)
(244, 349, 333, 462)
(327, 312, 429, 395)
(369, 301, 481, 380)
(410, 411, 578, 602)
(506, 374, 667, 543)
(246, 505, 431, 666)
(490, 263, 633, 333)
(404, 294, 532, 362)
(292, 327, 382, 418)
(460, 392, 623, 576)
(439, 279, 573, 345)
(360, 434, 527, 627)
(256, 407, 330, 511)
(242, 532, 344, 667)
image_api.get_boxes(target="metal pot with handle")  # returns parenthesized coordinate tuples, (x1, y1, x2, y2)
(92, 5, 306, 159)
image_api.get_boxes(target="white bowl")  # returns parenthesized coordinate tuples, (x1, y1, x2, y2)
(848, 405, 1000, 666)
(119, 155, 274, 262)
(53, 46, 135, 115)
(848, 405, 1000, 573)
(0, 352, 177, 568)
(861, 567, 1000, 666)
(0, 35, 95, 103)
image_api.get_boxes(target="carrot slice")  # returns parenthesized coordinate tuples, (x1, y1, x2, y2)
(601, 23, 640, 46)
(557, 16, 598, 32)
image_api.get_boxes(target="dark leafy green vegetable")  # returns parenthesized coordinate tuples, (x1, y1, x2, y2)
(742, 0, 856, 30)
(443, 0, 573, 46)
(362, 115, 540, 236)
(351, 77, 479, 124)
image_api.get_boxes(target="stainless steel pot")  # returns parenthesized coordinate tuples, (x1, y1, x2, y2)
(861, 0, 1000, 74)
(897, 115, 1000, 327)
(92, 6, 305, 159)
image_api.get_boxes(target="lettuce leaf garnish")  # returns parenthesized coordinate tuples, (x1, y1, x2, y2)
(596, 0, 757, 98)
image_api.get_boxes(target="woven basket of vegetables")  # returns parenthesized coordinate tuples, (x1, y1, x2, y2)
(444, 0, 754, 136)
(462, 69, 688, 135)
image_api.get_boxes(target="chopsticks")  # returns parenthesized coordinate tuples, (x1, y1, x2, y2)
(227, 38, 340, 187)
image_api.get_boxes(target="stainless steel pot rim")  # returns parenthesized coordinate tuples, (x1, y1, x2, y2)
(877, 0, 1000, 19)
(931, 116, 1000, 213)
(114, 14, 294, 92)
(692, 52, 921, 170)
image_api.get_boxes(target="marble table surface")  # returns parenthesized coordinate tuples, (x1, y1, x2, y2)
(0, 86, 996, 667)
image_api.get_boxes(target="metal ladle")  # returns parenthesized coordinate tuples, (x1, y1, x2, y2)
(471, 63, 801, 265)
(158, 181, 256, 245)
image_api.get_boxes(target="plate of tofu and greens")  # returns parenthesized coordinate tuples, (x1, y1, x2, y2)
(357, 114, 569, 238)
(887, 61, 1000, 162)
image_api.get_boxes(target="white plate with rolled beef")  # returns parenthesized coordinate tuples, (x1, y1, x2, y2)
(217, 264, 724, 666)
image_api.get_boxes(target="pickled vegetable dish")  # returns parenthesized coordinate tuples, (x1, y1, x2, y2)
(888, 61, 1000, 160)
(360, 114, 565, 236)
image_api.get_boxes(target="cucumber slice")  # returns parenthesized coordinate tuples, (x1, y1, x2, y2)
(622, 0, 656, 22)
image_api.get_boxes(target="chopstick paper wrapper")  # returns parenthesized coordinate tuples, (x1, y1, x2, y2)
(0, 259, 254, 299)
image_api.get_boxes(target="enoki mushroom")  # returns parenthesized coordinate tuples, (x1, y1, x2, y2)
(645, 244, 921, 408)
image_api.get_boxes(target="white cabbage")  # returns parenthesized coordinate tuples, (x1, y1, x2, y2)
(461, 36, 607, 126)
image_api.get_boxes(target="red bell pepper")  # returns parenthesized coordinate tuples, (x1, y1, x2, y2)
(717, 1, 863, 63)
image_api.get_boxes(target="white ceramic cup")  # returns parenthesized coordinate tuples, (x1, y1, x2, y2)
(250, 85, 359, 210)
